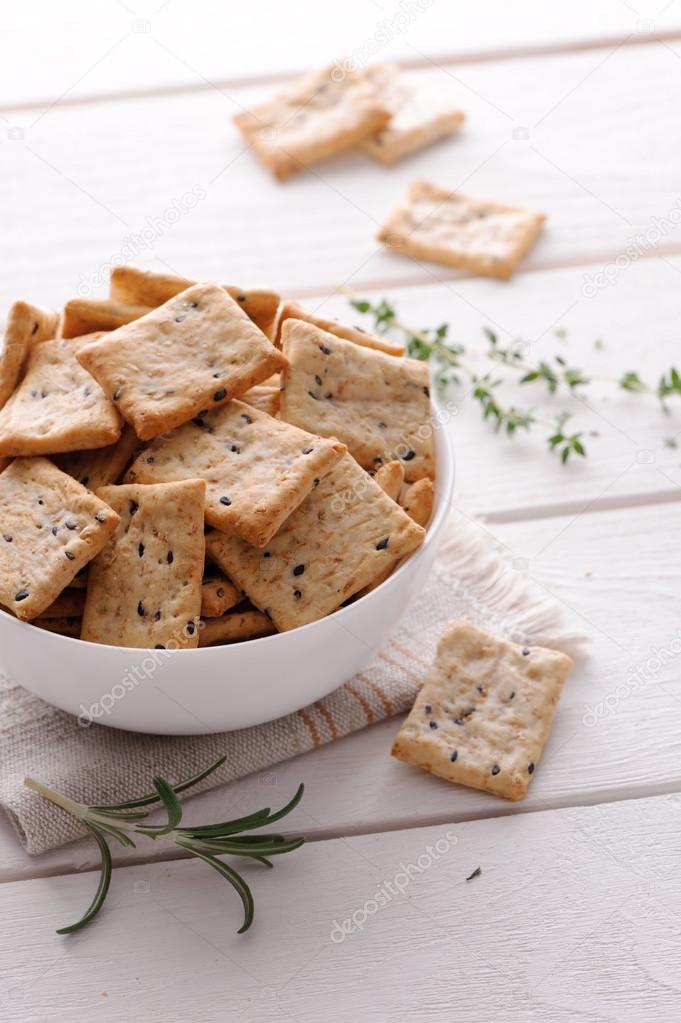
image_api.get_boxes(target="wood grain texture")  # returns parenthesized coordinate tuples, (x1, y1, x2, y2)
(2, 793, 681, 1021)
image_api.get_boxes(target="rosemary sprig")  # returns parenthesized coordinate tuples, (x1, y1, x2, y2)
(345, 292, 679, 464)
(24, 758, 304, 936)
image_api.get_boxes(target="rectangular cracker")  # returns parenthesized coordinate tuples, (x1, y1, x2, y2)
(391, 620, 573, 800)
(109, 267, 280, 338)
(76, 283, 286, 441)
(378, 180, 545, 279)
(399, 477, 434, 527)
(0, 457, 120, 620)
(274, 300, 404, 357)
(0, 334, 122, 456)
(55, 424, 140, 491)
(199, 610, 274, 646)
(374, 460, 404, 502)
(361, 64, 465, 165)
(81, 479, 206, 649)
(234, 64, 390, 181)
(280, 319, 434, 482)
(62, 298, 151, 338)
(205, 453, 425, 631)
(0, 301, 60, 409)
(125, 398, 346, 546)
(201, 570, 241, 617)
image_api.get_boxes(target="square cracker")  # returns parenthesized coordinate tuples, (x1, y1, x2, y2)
(109, 267, 280, 339)
(76, 283, 286, 441)
(378, 180, 546, 279)
(234, 64, 390, 181)
(62, 298, 152, 339)
(391, 620, 573, 800)
(279, 319, 434, 482)
(81, 479, 206, 649)
(205, 453, 425, 632)
(274, 300, 404, 357)
(0, 457, 120, 621)
(125, 398, 346, 547)
(201, 570, 242, 617)
(55, 424, 140, 491)
(199, 610, 274, 646)
(0, 334, 122, 457)
(0, 301, 60, 410)
(361, 64, 465, 165)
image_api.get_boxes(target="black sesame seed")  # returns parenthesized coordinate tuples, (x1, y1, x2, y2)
(320, 344, 331, 355)
(113, 388, 122, 401)
(376, 537, 389, 551)
(378, 421, 387, 429)
(402, 450, 416, 461)
(293, 589, 302, 599)
(2, 534, 12, 542)
(508, 691, 516, 700)
(137, 601, 145, 617)
(217, 587, 225, 598)
(138, 543, 145, 558)
(81, 476, 90, 486)
(491, 765, 501, 776)
(454, 717, 464, 726)
(83, 386, 91, 397)
(429, 720, 438, 729)
(130, 501, 139, 516)
(476, 685, 485, 694)
(175, 315, 186, 323)
(41, 390, 48, 398)
(15, 589, 29, 602)
(528, 762, 535, 774)
(219, 496, 232, 506)
(325, 392, 333, 400)
(293, 564, 305, 576)
(213, 389, 227, 402)
(94, 512, 106, 523)
(64, 551, 75, 561)
(263, 550, 271, 558)
(230, 445, 240, 453)
(37, 499, 44, 506)
(424, 704, 432, 714)
(236, 294, 246, 302)
(241, 414, 252, 424)
(188, 301, 198, 309)
(302, 446, 314, 455)
(423, 385, 430, 397)
(522, 647, 530, 656)
(145, 456, 155, 464)
(167, 551, 174, 564)
(65, 519, 77, 530)
(314, 375, 322, 386)
(308, 390, 319, 400)
(51, 526, 58, 536)
(212, 372, 222, 378)
(313, 478, 320, 486)
(186, 621, 196, 635)
(154, 610, 161, 622)
(155, 644, 165, 649)
(450, 750, 458, 762)
(31, 321, 39, 336)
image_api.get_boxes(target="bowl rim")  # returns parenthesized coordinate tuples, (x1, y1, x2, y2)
(0, 420, 455, 655)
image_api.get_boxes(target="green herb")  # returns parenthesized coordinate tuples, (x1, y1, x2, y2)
(466, 866, 482, 881)
(24, 757, 304, 936)
(344, 291, 680, 464)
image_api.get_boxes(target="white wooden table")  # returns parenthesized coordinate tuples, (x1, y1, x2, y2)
(3, 4, 681, 1019)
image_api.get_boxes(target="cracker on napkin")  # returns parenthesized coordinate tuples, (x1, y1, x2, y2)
(76, 284, 286, 441)
(0, 457, 120, 620)
(234, 64, 390, 181)
(55, 424, 140, 491)
(0, 334, 121, 456)
(206, 453, 425, 631)
(81, 479, 206, 649)
(279, 319, 434, 481)
(378, 180, 546, 279)
(125, 398, 346, 547)
(0, 300, 59, 409)
(274, 300, 404, 357)
(391, 620, 573, 800)
(361, 64, 465, 165)
(109, 267, 280, 338)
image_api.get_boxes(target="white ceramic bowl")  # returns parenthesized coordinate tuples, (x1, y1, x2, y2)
(0, 426, 454, 735)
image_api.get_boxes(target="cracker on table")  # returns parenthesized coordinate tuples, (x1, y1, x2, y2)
(274, 300, 404, 357)
(62, 298, 151, 339)
(109, 267, 280, 338)
(391, 620, 573, 800)
(0, 457, 120, 620)
(76, 283, 286, 441)
(0, 301, 60, 410)
(125, 398, 346, 547)
(233, 64, 390, 181)
(206, 453, 425, 631)
(55, 424, 140, 491)
(378, 180, 546, 279)
(240, 384, 280, 417)
(279, 319, 434, 482)
(199, 610, 274, 646)
(0, 334, 122, 456)
(81, 479, 206, 649)
(400, 477, 434, 527)
(374, 460, 404, 502)
(361, 64, 465, 165)
(201, 570, 242, 617)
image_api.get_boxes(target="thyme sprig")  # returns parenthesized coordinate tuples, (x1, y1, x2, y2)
(24, 758, 304, 936)
(345, 293, 680, 463)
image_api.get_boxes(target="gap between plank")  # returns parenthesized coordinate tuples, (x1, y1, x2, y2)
(481, 487, 681, 525)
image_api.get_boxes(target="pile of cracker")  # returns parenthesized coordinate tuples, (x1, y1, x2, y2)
(0, 269, 435, 650)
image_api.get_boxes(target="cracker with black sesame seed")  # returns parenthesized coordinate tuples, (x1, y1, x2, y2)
(109, 267, 280, 339)
(81, 479, 205, 649)
(0, 301, 59, 410)
(0, 333, 122, 456)
(233, 64, 390, 181)
(378, 180, 545, 279)
(205, 453, 425, 631)
(201, 570, 242, 617)
(55, 424, 140, 491)
(274, 300, 404, 357)
(125, 398, 346, 547)
(0, 457, 120, 621)
(199, 610, 275, 646)
(280, 319, 434, 482)
(391, 620, 573, 800)
(76, 284, 286, 441)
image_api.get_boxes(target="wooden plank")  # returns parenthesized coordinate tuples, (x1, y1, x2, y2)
(4, 2, 681, 110)
(3, 42, 681, 301)
(2, 498, 680, 881)
(2, 793, 681, 1020)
